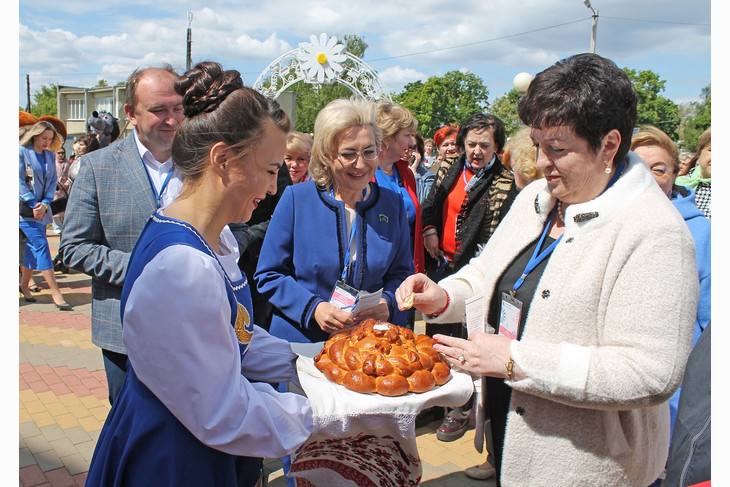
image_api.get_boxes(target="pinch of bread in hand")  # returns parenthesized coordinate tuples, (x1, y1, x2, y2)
(402, 292, 415, 310)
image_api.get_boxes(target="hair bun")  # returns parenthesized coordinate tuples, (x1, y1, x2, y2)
(175, 61, 243, 118)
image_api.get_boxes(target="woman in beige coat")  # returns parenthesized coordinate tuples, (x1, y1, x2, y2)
(396, 53, 698, 486)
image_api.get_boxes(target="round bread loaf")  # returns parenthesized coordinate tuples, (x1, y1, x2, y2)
(313, 319, 452, 396)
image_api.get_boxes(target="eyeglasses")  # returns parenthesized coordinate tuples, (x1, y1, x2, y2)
(650, 163, 677, 177)
(336, 147, 380, 164)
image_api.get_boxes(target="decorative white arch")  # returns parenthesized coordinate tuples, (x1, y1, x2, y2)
(252, 33, 392, 102)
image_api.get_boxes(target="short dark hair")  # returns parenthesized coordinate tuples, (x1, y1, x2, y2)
(125, 64, 179, 112)
(456, 112, 506, 153)
(517, 53, 637, 164)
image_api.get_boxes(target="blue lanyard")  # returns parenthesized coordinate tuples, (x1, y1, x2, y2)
(147, 168, 174, 208)
(512, 159, 627, 294)
(513, 206, 562, 293)
(461, 165, 471, 184)
(341, 216, 358, 281)
(330, 187, 366, 281)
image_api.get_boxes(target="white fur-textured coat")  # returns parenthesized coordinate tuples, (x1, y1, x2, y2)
(433, 152, 699, 486)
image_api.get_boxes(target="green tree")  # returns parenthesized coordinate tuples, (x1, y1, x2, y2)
(29, 83, 58, 118)
(489, 89, 525, 138)
(394, 71, 489, 138)
(623, 68, 680, 140)
(342, 34, 367, 57)
(284, 34, 370, 133)
(679, 85, 711, 152)
(95, 79, 109, 87)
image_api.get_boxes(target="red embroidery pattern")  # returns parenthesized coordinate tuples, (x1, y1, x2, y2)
(290, 433, 421, 486)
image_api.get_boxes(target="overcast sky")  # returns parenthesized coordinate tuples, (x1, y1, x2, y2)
(18, 0, 712, 110)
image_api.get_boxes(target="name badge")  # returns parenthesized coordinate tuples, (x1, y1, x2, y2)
(329, 280, 359, 311)
(499, 292, 522, 339)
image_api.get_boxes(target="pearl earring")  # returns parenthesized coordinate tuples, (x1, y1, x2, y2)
(604, 165, 611, 174)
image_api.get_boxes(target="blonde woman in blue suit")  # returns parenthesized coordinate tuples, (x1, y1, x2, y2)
(19, 120, 70, 310)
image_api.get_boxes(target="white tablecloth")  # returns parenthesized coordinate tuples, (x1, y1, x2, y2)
(288, 341, 475, 487)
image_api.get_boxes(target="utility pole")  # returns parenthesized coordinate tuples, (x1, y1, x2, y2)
(26, 74, 31, 112)
(186, 12, 193, 72)
(584, 0, 598, 53)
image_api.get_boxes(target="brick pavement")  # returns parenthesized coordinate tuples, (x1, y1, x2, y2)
(19, 232, 494, 486)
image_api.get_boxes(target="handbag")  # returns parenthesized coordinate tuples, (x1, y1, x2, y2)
(50, 197, 68, 214)
(50, 184, 69, 214)
(19, 201, 34, 218)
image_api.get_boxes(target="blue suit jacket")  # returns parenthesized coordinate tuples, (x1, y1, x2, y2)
(60, 135, 159, 354)
(19, 146, 57, 226)
(254, 181, 415, 344)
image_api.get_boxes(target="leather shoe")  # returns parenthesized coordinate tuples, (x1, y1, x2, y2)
(24, 296, 37, 303)
(465, 462, 496, 480)
(437, 414, 470, 441)
(55, 302, 72, 311)
(29, 284, 41, 292)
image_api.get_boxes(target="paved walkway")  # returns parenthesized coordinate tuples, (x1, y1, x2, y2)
(19, 232, 494, 486)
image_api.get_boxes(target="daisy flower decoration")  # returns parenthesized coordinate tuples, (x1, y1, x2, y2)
(298, 33, 346, 83)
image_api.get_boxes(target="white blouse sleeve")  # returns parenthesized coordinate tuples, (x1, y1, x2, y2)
(122, 244, 313, 458)
(242, 326, 301, 385)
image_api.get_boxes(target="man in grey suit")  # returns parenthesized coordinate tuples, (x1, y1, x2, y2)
(60, 65, 184, 404)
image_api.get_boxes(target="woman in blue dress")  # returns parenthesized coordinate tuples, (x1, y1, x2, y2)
(19, 120, 71, 309)
(85, 62, 313, 487)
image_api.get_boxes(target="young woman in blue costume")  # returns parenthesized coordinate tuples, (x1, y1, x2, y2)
(85, 61, 313, 487)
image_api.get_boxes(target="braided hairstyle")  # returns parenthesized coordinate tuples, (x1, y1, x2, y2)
(171, 61, 290, 182)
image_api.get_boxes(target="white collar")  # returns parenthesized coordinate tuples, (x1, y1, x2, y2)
(531, 152, 656, 233)
(132, 129, 173, 168)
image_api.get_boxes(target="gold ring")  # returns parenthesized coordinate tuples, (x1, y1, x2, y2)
(458, 354, 466, 364)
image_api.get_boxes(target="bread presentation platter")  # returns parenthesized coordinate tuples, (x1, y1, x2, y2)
(288, 320, 474, 486)
(291, 319, 474, 439)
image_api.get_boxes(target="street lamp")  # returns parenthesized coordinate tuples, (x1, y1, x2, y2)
(584, 0, 598, 53)
(513, 72, 533, 94)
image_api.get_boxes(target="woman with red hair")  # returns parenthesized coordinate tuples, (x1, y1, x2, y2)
(432, 124, 459, 183)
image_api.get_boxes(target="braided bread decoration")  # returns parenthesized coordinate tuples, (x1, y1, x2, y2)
(313, 319, 452, 396)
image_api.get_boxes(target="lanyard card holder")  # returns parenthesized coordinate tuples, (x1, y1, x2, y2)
(498, 292, 522, 339)
(329, 279, 359, 312)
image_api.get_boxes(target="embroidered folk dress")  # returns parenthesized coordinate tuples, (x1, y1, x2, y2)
(86, 212, 312, 487)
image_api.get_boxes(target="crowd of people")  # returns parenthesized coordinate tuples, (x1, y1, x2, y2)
(20, 52, 710, 487)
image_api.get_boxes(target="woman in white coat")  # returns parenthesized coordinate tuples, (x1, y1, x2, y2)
(396, 53, 699, 486)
